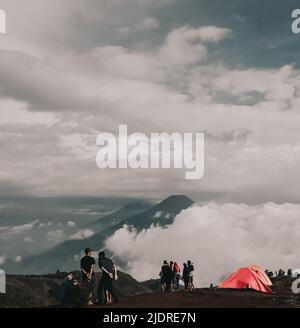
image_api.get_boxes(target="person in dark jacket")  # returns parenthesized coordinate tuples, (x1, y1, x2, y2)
(80, 248, 95, 305)
(97, 251, 118, 304)
(182, 263, 189, 291)
(170, 261, 176, 291)
(160, 260, 172, 292)
(59, 273, 81, 306)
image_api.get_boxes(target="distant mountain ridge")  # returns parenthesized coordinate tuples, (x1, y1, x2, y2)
(88, 200, 152, 232)
(4, 195, 195, 274)
(103, 195, 195, 234)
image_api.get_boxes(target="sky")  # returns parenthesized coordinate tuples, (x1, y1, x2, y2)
(1, 1, 300, 214)
(1, 0, 300, 274)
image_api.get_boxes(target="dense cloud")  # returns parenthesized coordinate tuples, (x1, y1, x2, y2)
(106, 203, 300, 286)
(1, 0, 300, 262)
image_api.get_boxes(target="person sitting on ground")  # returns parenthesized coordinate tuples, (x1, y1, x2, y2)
(98, 251, 117, 304)
(187, 260, 195, 291)
(182, 263, 189, 291)
(80, 248, 95, 305)
(173, 262, 181, 290)
(59, 273, 80, 306)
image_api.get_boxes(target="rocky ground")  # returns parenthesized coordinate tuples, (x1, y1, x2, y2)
(96, 276, 300, 308)
(0, 274, 298, 308)
(0, 271, 152, 308)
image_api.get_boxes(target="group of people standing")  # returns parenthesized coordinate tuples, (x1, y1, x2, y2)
(61, 251, 195, 306)
(80, 248, 117, 305)
(160, 260, 194, 292)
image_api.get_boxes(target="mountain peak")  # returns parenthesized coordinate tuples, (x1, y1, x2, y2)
(152, 195, 195, 212)
(163, 194, 194, 202)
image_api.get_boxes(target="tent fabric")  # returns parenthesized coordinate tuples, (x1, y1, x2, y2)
(218, 266, 272, 294)
(247, 265, 272, 286)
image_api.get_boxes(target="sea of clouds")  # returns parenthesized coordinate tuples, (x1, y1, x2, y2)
(106, 202, 300, 286)
(0, 218, 95, 264)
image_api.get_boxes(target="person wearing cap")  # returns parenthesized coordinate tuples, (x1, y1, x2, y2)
(80, 247, 96, 305)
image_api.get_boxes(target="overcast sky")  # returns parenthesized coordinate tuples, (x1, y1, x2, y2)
(1, 0, 300, 212)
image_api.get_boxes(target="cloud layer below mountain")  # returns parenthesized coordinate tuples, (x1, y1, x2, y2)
(106, 203, 300, 286)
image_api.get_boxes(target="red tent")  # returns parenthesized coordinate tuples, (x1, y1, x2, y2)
(218, 265, 272, 294)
